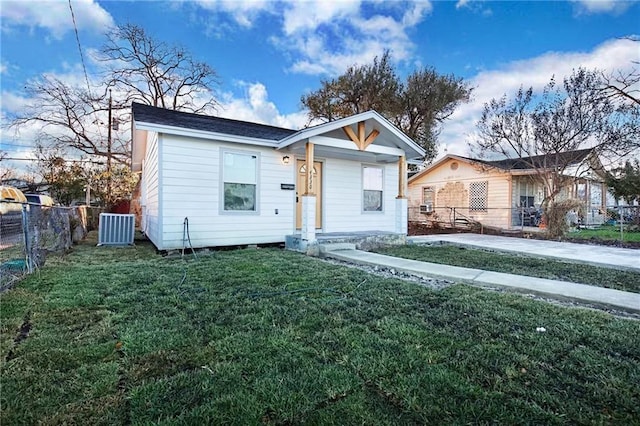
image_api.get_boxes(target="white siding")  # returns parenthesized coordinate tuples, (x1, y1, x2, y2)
(158, 134, 295, 249)
(323, 158, 399, 233)
(140, 132, 161, 247)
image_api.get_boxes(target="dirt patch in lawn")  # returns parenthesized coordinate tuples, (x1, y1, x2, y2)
(5, 311, 32, 362)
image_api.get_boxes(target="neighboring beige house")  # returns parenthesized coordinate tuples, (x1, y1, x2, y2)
(408, 149, 607, 229)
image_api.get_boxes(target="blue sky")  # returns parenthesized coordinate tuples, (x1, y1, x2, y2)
(1, 0, 639, 172)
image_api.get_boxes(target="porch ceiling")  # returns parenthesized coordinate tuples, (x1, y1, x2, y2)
(277, 111, 425, 161)
(283, 139, 400, 163)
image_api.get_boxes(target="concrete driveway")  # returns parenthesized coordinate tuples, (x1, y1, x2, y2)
(408, 234, 640, 272)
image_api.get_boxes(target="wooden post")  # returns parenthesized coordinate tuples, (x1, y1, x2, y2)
(305, 142, 315, 196)
(342, 122, 379, 151)
(397, 155, 406, 199)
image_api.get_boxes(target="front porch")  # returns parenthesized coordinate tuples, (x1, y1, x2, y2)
(285, 231, 406, 255)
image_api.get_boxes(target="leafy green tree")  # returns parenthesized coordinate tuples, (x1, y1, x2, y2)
(34, 151, 87, 206)
(301, 51, 472, 162)
(88, 164, 139, 208)
(607, 160, 640, 205)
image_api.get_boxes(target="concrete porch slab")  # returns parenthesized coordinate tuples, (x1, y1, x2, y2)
(286, 231, 406, 254)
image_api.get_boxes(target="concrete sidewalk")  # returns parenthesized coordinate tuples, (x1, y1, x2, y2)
(409, 234, 640, 272)
(320, 245, 640, 314)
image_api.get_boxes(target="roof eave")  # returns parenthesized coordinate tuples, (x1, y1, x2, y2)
(408, 154, 484, 183)
(133, 120, 280, 147)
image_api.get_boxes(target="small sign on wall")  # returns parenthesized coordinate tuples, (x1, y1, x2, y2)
(281, 183, 295, 190)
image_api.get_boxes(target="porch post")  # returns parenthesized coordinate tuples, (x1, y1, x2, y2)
(304, 142, 315, 195)
(302, 141, 316, 244)
(397, 155, 406, 199)
(396, 155, 408, 234)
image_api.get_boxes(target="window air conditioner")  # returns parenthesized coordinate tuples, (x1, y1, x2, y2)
(419, 203, 433, 214)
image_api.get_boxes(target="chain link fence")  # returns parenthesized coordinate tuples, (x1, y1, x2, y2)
(0, 202, 102, 290)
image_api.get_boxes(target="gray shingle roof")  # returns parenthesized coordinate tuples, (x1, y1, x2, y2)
(453, 148, 594, 171)
(483, 148, 593, 170)
(132, 102, 298, 141)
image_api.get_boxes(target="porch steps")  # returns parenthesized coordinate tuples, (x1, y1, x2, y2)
(318, 242, 356, 255)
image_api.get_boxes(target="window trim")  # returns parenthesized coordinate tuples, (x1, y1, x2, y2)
(362, 164, 384, 213)
(219, 148, 260, 215)
(422, 186, 435, 206)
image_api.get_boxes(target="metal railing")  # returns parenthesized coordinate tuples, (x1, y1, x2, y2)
(408, 205, 639, 237)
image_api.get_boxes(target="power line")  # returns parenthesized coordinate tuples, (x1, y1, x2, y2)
(2, 157, 104, 164)
(67, 0, 105, 143)
(68, 0, 92, 98)
(1, 143, 35, 148)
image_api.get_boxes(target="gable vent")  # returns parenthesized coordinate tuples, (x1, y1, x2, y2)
(98, 213, 135, 246)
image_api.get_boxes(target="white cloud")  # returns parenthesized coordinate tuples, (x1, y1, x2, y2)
(571, 0, 636, 14)
(454, 0, 493, 16)
(279, 1, 431, 76)
(217, 81, 310, 129)
(0, 0, 114, 39)
(403, 0, 433, 26)
(194, 0, 274, 28)
(0, 90, 33, 115)
(282, 0, 361, 35)
(437, 37, 640, 158)
(192, 0, 432, 76)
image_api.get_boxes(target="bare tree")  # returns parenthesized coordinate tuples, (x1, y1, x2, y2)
(10, 76, 129, 164)
(100, 23, 219, 113)
(601, 68, 640, 107)
(599, 66, 640, 152)
(0, 150, 16, 182)
(474, 68, 639, 237)
(9, 24, 219, 161)
(6, 24, 219, 206)
(600, 37, 639, 105)
(302, 51, 472, 162)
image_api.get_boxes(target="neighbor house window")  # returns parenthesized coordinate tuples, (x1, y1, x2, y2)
(422, 187, 435, 206)
(363, 166, 383, 212)
(469, 181, 488, 212)
(222, 151, 258, 212)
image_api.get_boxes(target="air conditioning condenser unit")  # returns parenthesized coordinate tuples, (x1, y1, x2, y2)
(98, 213, 135, 246)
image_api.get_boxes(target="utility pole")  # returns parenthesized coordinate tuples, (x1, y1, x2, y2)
(107, 89, 112, 208)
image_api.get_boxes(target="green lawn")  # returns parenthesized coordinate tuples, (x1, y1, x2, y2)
(1, 236, 639, 424)
(374, 245, 640, 294)
(567, 225, 640, 243)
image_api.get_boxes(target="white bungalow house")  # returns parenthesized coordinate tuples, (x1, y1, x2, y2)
(131, 103, 425, 251)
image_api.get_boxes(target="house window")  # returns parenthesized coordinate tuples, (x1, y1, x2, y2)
(222, 151, 258, 212)
(363, 166, 383, 212)
(423, 186, 434, 205)
(469, 181, 488, 212)
(519, 180, 535, 208)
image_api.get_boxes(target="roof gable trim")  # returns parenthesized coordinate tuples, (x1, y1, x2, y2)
(277, 110, 425, 158)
